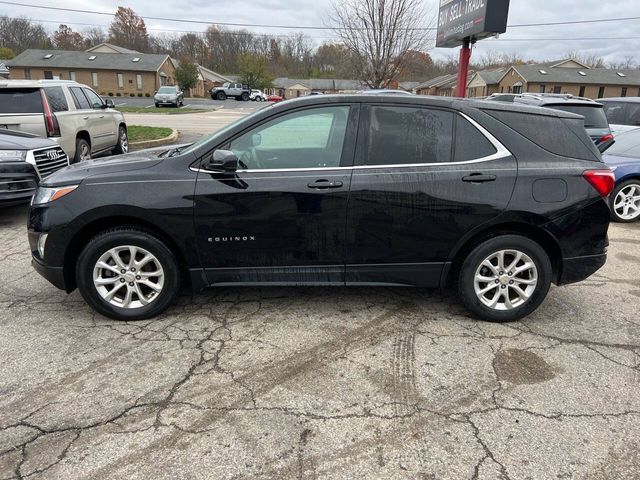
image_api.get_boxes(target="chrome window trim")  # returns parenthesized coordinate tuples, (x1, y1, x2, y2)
(192, 111, 512, 175)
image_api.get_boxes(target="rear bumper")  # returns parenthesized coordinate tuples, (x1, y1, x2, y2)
(558, 253, 607, 285)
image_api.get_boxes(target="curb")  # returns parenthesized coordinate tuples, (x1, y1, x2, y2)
(129, 128, 179, 150)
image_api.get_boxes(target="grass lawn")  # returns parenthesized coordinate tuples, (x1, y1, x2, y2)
(128, 125, 174, 143)
(116, 106, 208, 114)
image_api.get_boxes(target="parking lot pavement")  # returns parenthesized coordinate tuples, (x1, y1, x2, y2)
(0, 205, 638, 479)
(113, 96, 266, 111)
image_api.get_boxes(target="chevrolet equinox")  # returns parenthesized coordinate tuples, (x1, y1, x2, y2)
(28, 95, 614, 322)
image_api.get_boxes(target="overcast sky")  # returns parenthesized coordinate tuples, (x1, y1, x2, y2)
(4, 0, 639, 65)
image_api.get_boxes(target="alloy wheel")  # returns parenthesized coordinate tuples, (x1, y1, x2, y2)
(93, 245, 164, 309)
(613, 184, 640, 221)
(120, 130, 128, 153)
(80, 143, 91, 161)
(473, 249, 538, 311)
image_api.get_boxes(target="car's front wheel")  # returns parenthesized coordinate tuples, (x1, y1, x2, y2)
(76, 228, 180, 321)
(610, 180, 640, 222)
(113, 126, 128, 155)
(241, 92, 250, 101)
(458, 235, 552, 322)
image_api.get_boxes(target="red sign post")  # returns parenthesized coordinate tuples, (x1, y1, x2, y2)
(436, 0, 511, 98)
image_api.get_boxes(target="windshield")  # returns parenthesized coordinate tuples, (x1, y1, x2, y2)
(548, 105, 609, 129)
(607, 129, 640, 158)
(158, 87, 176, 93)
(180, 106, 270, 155)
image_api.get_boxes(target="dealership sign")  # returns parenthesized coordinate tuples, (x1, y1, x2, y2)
(436, 0, 510, 48)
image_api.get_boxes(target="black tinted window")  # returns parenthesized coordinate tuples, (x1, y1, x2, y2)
(0, 88, 43, 113)
(365, 106, 453, 165)
(70, 87, 90, 109)
(43, 87, 68, 112)
(485, 109, 600, 161)
(82, 88, 103, 109)
(455, 116, 497, 161)
(546, 104, 608, 128)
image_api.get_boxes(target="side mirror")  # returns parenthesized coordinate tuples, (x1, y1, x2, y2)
(207, 149, 238, 172)
(104, 98, 114, 108)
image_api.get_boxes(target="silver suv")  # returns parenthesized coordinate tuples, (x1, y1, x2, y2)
(0, 80, 127, 163)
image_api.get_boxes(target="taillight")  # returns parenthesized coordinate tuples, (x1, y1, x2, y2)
(39, 89, 61, 137)
(599, 133, 614, 144)
(583, 170, 615, 197)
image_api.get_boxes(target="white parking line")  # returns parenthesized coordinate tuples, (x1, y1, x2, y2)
(182, 104, 191, 108)
(116, 103, 127, 106)
(144, 104, 154, 108)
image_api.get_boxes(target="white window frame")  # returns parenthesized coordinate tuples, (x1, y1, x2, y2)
(136, 74, 142, 90)
(69, 71, 76, 81)
(91, 72, 98, 87)
(117, 73, 124, 89)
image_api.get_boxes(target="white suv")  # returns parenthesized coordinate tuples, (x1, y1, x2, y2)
(0, 80, 127, 163)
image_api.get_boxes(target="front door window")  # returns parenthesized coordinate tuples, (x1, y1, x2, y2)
(228, 106, 350, 170)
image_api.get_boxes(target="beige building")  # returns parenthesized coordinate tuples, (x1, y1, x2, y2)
(494, 59, 640, 99)
(264, 77, 364, 98)
(415, 74, 459, 96)
(7, 45, 177, 97)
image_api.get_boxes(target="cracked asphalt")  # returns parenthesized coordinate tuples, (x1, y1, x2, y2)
(1, 203, 639, 479)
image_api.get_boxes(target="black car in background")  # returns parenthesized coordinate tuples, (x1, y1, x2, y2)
(0, 129, 69, 205)
(28, 95, 613, 323)
(486, 93, 613, 146)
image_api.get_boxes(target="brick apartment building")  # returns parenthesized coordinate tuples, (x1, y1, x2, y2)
(7, 44, 177, 97)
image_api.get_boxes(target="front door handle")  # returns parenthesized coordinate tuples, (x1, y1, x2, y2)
(307, 179, 343, 189)
(462, 173, 497, 183)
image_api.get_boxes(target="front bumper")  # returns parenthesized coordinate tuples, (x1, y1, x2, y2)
(155, 98, 178, 104)
(558, 253, 607, 285)
(31, 255, 67, 291)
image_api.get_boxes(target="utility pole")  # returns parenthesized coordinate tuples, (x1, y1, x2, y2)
(455, 38, 472, 98)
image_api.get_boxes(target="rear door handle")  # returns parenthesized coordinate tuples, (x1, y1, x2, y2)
(307, 179, 343, 189)
(462, 173, 497, 183)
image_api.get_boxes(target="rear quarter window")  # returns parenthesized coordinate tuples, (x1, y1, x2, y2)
(0, 88, 43, 114)
(43, 87, 69, 113)
(454, 115, 497, 161)
(483, 109, 601, 161)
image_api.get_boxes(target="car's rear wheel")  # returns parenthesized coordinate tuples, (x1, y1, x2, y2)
(216, 92, 226, 101)
(76, 228, 180, 321)
(113, 126, 128, 155)
(610, 180, 640, 223)
(73, 138, 91, 163)
(458, 235, 552, 322)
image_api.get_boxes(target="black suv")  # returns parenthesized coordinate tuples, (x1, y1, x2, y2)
(486, 93, 613, 146)
(28, 95, 613, 322)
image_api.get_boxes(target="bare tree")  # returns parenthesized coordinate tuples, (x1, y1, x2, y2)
(53, 25, 84, 50)
(329, 0, 432, 88)
(83, 27, 107, 49)
(565, 50, 606, 69)
(0, 16, 51, 54)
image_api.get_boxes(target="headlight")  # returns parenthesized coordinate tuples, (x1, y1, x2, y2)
(32, 185, 79, 205)
(0, 150, 27, 162)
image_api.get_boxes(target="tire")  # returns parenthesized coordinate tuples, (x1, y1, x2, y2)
(216, 91, 226, 101)
(76, 228, 180, 321)
(112, 126, 128, 155)
(241, 92, 250, 101)
(609, 180, 640, 223)
(458, 235, 552, 322)
(73, 137, 91, 163)
(155, 103, 160, 108)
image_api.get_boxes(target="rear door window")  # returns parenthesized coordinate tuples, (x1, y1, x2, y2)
(362, 105, 454, 165)
(454, 115, 497, 161)
(0, 88, 43, 113)
(70, 87, 91, 110)
(602, 102, 627, 124)
(43, 87, 69, 112)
